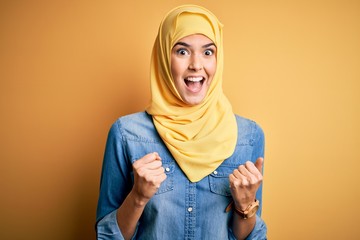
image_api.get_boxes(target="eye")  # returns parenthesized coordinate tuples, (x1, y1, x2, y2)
(176, 49, 189, 55)
(204, 49, 214, 56)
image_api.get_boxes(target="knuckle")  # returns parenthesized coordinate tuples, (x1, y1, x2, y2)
(144, 174, 152, 182)
(249, 178, 257, 185)
(256, 173, 263, 181)
(242, 180, 249, 187)
(161, 173, 167, 181)
(150, 179, 157, 186)
(233, 179, 241, 187)
(133, 161, 140, 169)
(137, 168, 145, 177)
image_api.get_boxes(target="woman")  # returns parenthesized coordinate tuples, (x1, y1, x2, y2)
(96, 5, 267, 240)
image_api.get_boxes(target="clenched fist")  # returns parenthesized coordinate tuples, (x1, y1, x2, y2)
(132, 152, 167, 205)
(229, 157, 263, 211)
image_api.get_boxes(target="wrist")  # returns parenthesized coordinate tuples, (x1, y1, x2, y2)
(234, 196, 256, 211)
(236, 199, 256, 212)
(129, 190, 149, 208)
(226, 199, 259, 220)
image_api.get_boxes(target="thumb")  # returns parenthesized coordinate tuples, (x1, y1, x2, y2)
(255, 157, 263, 173)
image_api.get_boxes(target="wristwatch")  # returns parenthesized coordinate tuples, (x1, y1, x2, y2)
(233, 199, 260, 219)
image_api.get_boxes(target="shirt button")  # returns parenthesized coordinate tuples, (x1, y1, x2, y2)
(213, 170, 218, 175)
(165, 167, 170, 172)
(187, 207, 193, 212)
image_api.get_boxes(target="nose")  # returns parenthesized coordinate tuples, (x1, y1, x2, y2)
(188, 55, 203, 71)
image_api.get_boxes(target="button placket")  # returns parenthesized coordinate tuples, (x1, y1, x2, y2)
(185, 180, 196, 239)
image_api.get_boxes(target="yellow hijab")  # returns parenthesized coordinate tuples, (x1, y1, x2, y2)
(146, 5, 237, 182)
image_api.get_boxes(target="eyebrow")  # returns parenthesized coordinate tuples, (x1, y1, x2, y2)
(173, 42, 216, 48)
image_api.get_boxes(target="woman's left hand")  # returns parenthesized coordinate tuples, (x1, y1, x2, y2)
(229, 157, 263, 211)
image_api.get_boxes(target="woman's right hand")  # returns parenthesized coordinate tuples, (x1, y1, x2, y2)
(131, 152, 167, 206)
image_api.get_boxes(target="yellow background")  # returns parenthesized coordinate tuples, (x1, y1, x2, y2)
(1, 0, 359, 239)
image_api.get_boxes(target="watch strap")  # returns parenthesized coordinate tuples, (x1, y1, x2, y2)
(225, 199, 260, 219)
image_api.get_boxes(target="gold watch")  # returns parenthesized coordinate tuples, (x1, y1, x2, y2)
(234, 199, 260, 219)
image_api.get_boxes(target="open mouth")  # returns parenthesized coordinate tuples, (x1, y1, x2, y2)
(184, 76, 205, 90)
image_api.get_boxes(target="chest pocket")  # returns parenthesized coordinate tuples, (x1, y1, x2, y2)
(130, 158, 175, 195)
(155, 161, 175, 195)
(208, 166, 235, 197)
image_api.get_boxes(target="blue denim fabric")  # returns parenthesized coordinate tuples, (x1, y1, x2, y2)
(96, 112, 267, 239)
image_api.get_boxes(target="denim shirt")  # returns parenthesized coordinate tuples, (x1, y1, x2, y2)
(96, 112, 267, 240)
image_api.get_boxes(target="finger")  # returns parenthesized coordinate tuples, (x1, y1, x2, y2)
(145, 152, 161, 161)
(232, 169, 243, 179)
(135, 152, 161, 166)
(153, 152, 162, 160)
(244, 161, 263, 182)
(234, 167, 251, 180)
(229, 173, 237, 184)
(136, 165, 165, 180)
(152, 166, 165, 176)
(229, 174, 241, 189)
(144, 160, 163, 170)
(244, 161, 259, 174)
(232, 169, 249, 186)
(239, 164, 259, 184)
(239, 164, 252, 177)
(254, 157, 263, 173)
(157, 172, 167, 183)
(150, 172, 167, 188)
(141, 167, 165, 182)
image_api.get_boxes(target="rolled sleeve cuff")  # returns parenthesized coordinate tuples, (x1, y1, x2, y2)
(96, 209, 124, 240)
(228, 215, 267, 240)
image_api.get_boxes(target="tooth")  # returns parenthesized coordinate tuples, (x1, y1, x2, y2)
(186, 77, 203, 82)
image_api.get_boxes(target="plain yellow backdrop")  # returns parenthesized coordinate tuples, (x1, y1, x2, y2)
(1, 0, 359, 239)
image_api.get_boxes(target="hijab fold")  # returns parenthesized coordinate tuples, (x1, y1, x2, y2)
(146, 5, 237, 182)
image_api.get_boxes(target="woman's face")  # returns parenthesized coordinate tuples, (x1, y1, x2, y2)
(171, 34, 217, 106)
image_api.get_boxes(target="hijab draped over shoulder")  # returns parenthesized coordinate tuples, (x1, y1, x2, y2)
(146, 5, 238, 182)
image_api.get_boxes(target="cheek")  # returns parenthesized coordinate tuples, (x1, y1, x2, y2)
(206, 59, 217, 78)
(171, 59, 186, 79)
(170, 58, 179, 77)
(170, 62, 183, 90)
(170, 58, 176, 78)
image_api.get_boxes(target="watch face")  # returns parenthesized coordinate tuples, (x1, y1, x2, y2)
(235, 200, 260, 219)
(248, 205, 259, 215)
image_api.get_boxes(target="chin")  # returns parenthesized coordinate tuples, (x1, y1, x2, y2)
(184, 98, 205, 106)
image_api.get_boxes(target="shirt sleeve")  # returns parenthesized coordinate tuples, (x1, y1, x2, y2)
(247, 122, 267, 239)
(96, 120, 135, 239)
(245, 215, 267, 240)
(228, 122, 268, 240)
(96, 209, 124, 240)
(252, 122, 265, 216)
(228, 215, 267, 240)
